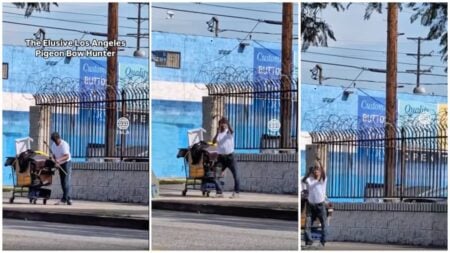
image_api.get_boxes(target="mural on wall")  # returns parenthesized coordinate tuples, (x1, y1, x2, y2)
(438, 104, 448, 150)
(80, 59, 150, 90)
(79, 59, 107, 91)
(357, 96, 386, 129)
(119, 62, 149, 89)
(398, 100, 437, 127)
(304, 93, 446, 133)
(253, 47, 281, 81)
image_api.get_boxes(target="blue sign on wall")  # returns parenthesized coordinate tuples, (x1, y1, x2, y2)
(357, 96, 386, 128)
(79, 59, 107, 91)
(253, 47, 281, 81)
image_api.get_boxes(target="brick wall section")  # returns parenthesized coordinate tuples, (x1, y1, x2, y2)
(328, 203, 447, 247)
(50, 162, 149, 204)
(221, 153, 298, 194)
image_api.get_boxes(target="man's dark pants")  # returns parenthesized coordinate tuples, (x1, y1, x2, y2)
(214, 154, 240, 194)
(59, 161, 72, 202)
(304, 201, 328, 245)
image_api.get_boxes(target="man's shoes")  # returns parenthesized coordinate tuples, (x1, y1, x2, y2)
(54, 200, 66, 205)
(214, 193, 224, 198)
(320, 241, 326, 247)
(229, 192, 239, 199)
(55, 199, 72, 205)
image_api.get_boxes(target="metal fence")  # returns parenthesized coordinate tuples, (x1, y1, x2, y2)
(34, 87, 149, 160)
(206, 79, 298, 150)
(310, 123, 448, 200)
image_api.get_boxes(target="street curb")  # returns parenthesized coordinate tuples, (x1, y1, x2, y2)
(3, 209, 149, 230)
(152, 201, 298, 221)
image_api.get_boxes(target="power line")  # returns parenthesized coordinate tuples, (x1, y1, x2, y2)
(3, 20, 148, 38)
(220, 29, 298, 37)
(4, 11, 149, 31)
(303, 51, 446, 69)
(196, 3, 298, 16)
(356, 87, 386, 105)
(304, 69, 366, 113)
(200, 21, 261, 66)
(3, 5, 146, 20)
(325, 76, 448, 86)
(152, 5, 297, 25)
(302, 59, 447, 77)
(322, 46, 442, 57)
(253, 40, 281, 57)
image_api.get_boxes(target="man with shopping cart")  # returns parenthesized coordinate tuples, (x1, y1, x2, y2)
(50, 132, 72, 205)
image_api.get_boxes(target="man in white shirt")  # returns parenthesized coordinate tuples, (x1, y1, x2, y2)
(50, 132, 72, 205)
(302, 165, 328, 247)
(212, 117, 240, 198)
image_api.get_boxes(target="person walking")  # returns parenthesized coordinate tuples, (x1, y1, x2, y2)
(50, 132, 72, 205)
(212, 117, 240, 198)
(302, 163, 327, 247)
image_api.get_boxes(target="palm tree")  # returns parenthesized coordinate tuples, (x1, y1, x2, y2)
(13, 2, 58, 17)
(301, 3, 345, 51)
(301, 3, 447, 65)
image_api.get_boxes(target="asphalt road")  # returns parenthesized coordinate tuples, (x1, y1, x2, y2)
(301, 241, 443, 250)
(3, 219, 149, 250)
(152, 210, 298, 250)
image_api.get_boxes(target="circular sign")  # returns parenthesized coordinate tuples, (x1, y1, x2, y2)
(268, 119, 281, 132)
(117, 117, 130, 130)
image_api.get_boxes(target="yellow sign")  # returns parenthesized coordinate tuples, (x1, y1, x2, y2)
(438, 104, 447, 149)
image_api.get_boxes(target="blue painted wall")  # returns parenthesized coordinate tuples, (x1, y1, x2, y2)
(151, 31, 298, 83)
(300, 83, 447, 202)
(3, 111, 30, 185)
(151, 100, 202, 177)
(2, 45, 148, 185)
(301, 83, 447, 132)
(151, 32, 299, 178)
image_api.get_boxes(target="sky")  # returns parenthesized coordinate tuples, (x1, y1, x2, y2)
(3, 2, 149, 57)
(3, 2, 446, 96)
(151, 2, 298, 44)
(300, 3, 448, 96)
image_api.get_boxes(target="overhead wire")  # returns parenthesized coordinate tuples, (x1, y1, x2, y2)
(3, 20, 148, 38)
(303, 51, 446, 69)
(301, 59, 448, 77)
(4, 11, 149, 31)
(322, 45, 443, 57)
(152, 5, 297, 25)
(195, 3, 298, 16)
(3, 4, 142, 20)
(324, 77, 448, 86)
(304, 69, 366, 113)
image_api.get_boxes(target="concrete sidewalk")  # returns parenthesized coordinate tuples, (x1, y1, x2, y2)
(301, 241, 443, 250)
(153, 184, 298, 221)
(3, 192, 149, 230)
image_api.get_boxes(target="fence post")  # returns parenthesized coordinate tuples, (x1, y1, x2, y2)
(202, 96, 224, 142)
(120, 90, 127, 160)
(29, 106, 51, 154)
(400, 127, 406, 200)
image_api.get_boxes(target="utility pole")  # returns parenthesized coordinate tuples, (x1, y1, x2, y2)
(106, 3, 118, 158)
(128, 3, 149, 57)
(280, 2, 293, 150)
(136, 3, 142, 53)
(385, 3, 398, 199)
(406, 37, 432, 94)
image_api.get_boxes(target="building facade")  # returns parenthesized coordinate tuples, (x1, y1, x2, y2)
(2, 45, 148, 185)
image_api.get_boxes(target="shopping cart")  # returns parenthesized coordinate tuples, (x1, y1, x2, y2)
(4, 138, 56, 204)
(176, 128, 223, 197)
